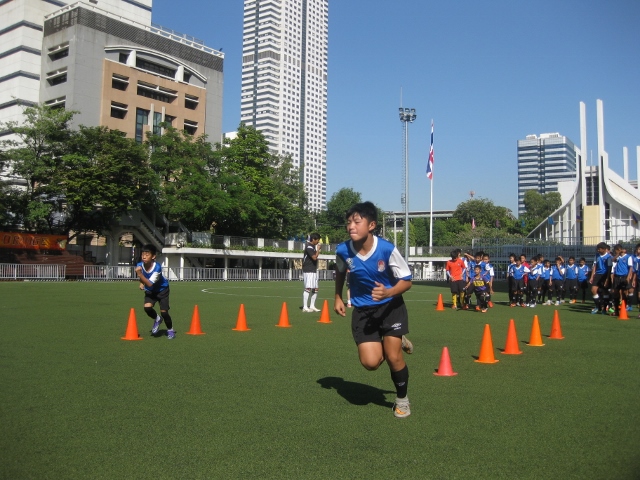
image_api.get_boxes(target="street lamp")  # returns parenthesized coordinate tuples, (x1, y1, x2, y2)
(399, 107, 416, 259)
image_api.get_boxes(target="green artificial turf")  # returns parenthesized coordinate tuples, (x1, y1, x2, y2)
(1, 281, 639, 479)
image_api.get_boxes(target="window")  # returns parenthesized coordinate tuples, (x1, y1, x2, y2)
(46, 68, 67, 86)
(110, 102, 127, 119)
(152, 112, 162, 135)
(48, 43, 69, 61)
(184, 120, 198, 135)
(111, 74, 129, 91)
(135, 108, 149, 143)
(183, 72, 192, 83)
(185, 94, 199, 110)
(119, 52, 129, 64)
(137, 81, 177, 104)
(45, 97, 66, 109)
(136, 58, 176, 78)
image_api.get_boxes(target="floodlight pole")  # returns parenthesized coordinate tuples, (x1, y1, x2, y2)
(399, 107, 416, 260)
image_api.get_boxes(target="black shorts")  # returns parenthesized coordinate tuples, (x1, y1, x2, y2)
(450, 280, 466, 294)
(513, 279, 524, 291)
(351, 296, 409, 345)
(592, 273, 608, 289)
(144, 287, 170, 311)
(612, 276, 628, 291)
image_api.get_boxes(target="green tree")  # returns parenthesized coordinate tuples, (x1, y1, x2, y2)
(147, 125, 229, 231)
(0, 104, 76, 232)
(316, 187, 362, 243)
(453, 198, 515, 231)
(212, 124, 312, 237)
(522, 190, 562, 230)
(412, 218, 428, 246)
(58, 126, 156, 238)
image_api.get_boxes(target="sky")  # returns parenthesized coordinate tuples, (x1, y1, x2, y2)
(152, 0, 640, 215)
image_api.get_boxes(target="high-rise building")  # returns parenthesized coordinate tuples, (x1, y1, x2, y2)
(0, 0, 152, 133)
(40, 3, 223, 141)
(517, 132, 577, 216)
(241, 0, 328, 211)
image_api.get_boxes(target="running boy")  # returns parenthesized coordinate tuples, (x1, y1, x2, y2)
(135, 244, 175, 339)
(334, 202, 413, 418)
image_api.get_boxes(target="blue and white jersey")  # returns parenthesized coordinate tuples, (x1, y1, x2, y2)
(577, 265, 590, 281)
(565, 264, 578, 280)
(593, 252, 612, 275)
(528, 264, 542, 281)
(137, 261, 169, 294)
(540, 266, 551, 281)
(511, 264, 530, 280)
(613, 253, 633, 276)
(634, 255, 640, 274)
(551, 265, 565, 281)
(484, 262, 495, 280)
(335, 236, 412, 308)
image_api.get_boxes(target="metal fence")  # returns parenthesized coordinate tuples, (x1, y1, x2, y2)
(0, 263, 66, 281)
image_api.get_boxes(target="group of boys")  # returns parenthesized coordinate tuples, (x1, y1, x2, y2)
(506, 253, 590, 308)
(445, 250, 495, 313)
(506, 242, 640, 316)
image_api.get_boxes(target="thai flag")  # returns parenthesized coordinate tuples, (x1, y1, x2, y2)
(426, 120, 434, 180)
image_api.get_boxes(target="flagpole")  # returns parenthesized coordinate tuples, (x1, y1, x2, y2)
(428, 120, 434, 255)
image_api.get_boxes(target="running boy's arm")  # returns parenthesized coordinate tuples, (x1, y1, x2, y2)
(334, 269, 347, 316)
(372, 279, 411, 302)
(135, 265, 153, 288)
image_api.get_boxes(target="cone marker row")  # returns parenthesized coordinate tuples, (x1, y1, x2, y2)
(434, 311, 566, 375)
(122, 300, 333, 340)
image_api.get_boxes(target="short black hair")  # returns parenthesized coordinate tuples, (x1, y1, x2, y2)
(309, 233, 321, 241)
(141, 244, 157, 256)
(345, 201, 378, 223)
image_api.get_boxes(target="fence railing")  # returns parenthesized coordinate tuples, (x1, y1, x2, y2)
(0, 263, 66, 280)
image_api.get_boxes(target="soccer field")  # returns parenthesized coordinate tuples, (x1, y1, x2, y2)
(1, 281, 639, 479)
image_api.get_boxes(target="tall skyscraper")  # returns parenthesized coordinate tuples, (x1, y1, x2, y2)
(517, 132, 577, 216)
(241, 0, 328, 211)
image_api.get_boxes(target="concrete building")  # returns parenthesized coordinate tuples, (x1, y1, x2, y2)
(0, 0, 152, 133)
(41, 2, 223, 141)
(529, 99, 640, 244)
(517, 132, 577, 216)
(241, 0, 329, 211)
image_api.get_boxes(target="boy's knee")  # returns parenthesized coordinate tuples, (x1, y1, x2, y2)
(361, 359, 383, 371)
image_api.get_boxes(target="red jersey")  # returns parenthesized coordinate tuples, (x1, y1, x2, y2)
(446, 258, 466, 281)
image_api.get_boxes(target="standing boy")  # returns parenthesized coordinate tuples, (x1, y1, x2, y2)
(589, 242, 612, 314)
(564, 257, 579, 303)
(482, 253, 495, 307)
(334, 202, 413, 418)
(302, 233, 321, 312)
(446, 250, 467, 309)
(136, 244, 175, 339)
(577, 257, 590, 303)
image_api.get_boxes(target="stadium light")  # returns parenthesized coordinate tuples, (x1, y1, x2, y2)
(399, 107, 416, 259)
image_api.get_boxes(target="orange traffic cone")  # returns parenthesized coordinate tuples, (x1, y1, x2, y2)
(436, 294, 445, 311)
(549, 310, 565, 339)
(232, 304, 251, 331)
(276, 302, 292, 328)
(475, 324, 499, 363)
(186, 304, 205, 335)
(434, 346, 458, 376)
(502, 318, 523, 354)
(619, 300, 629, 320)
(527, 315, 545, 346)
(318, 299, 332, 324)
(121, 308, 143, 340)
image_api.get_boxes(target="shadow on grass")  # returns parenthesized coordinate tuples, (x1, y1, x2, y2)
(317, 377, 394, 408)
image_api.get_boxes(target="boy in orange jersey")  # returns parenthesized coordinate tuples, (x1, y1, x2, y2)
(445, 249, 467, 309)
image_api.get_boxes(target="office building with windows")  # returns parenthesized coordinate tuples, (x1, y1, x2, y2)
(40, 3, 223, 141)
(241, 0, 328, 211)
(517, 132, 577, 216)
(529, 100, 640, 243)
(0, 0, 152, 133)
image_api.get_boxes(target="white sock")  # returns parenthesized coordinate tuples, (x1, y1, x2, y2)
(310, 292, 318, 307)
(303, 291, 309, 307)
